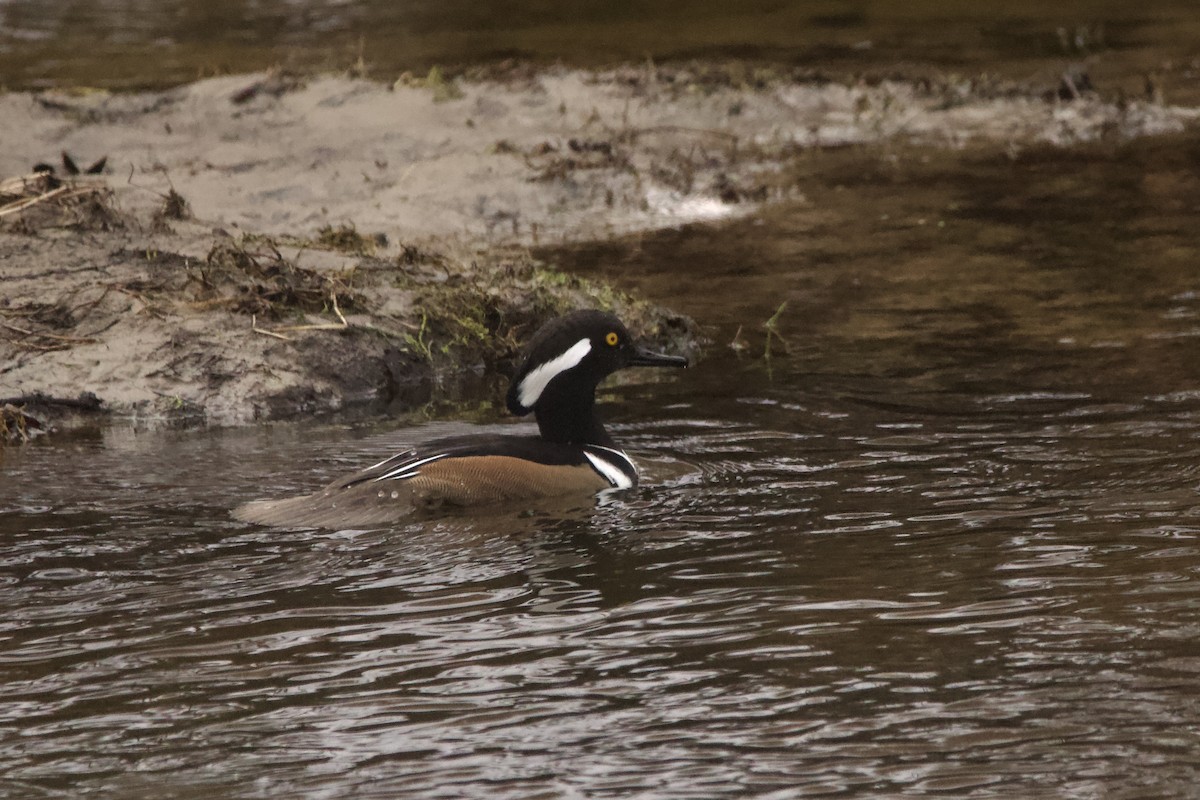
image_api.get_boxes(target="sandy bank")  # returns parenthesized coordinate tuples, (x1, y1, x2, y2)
(4, 65, 1198, 244)
(2, 63, 1198, 432)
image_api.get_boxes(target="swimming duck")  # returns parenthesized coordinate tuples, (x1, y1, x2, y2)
(233, 309, 688, 528)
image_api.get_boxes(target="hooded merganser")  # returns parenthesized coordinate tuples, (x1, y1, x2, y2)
(233, 309, 688, 528)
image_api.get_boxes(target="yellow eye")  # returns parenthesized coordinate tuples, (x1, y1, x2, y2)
(605, 331, 619, 347)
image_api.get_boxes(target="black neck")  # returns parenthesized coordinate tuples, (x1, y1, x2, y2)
(533, 380, 615, 447)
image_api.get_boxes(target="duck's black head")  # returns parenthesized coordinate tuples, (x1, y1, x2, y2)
(506, 310, 687, 444)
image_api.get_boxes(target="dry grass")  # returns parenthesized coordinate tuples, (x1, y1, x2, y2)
(0, 171, 125, 231)
(193, 239, 362, 320)
(0, 404, 45, 443)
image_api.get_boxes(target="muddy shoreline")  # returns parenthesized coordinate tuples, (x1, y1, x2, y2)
(3, 62, 1198, 435)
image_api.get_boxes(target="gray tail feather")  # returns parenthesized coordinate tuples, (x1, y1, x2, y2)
(232, 487, 411, 530)
(231, 494, 334, 528)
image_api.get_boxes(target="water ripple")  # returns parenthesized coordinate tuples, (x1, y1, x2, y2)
(4, 362, 1200, 797)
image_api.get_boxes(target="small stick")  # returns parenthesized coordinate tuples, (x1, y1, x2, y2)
(68, 285, 112, 319)
(0, 321, 98, 344)
(331, 293, 348, 327)
(251, 315, 292, 340)
(256, 296, 351, 335)
(269, 323, 350, 333)
(35, 332, 98, 345)
(0, 173, 54, 195)
(0, 185, 70, 219)
(0, 321, 34, 336)
(629, 125, 740, 143)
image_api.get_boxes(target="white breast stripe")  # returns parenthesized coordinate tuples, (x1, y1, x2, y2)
(584, 450, 635, 490)
(374, 453, 450, 482)
(366, 449, 416, 472)
(586, 445, 638, 480)
(518, 338, 592, 409)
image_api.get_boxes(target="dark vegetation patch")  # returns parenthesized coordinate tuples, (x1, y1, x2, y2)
(0, 403, 46, 443)
(157, 188, 191, 221)
(315, 223, 386, 255)
(0, 171, 128, 233)
(197, 239, 363, 319)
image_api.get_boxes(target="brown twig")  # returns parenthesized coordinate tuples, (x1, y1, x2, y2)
(0, 172, 54, 197)
(250, 293, 351, 339)
(331, 292, 348, 326)
(0, 321, 33, 336)
(0, 185, 70, 218)
(0, 320, 99, 345)
(251, 315, 292, 340)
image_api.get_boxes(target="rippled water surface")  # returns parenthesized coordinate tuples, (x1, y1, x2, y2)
(4, 131, 1200, 797)
(3, 0, 1200, 92)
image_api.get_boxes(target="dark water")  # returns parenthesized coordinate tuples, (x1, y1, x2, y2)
(3, 0, 1200, 93)
(4, 132, 1200, 797)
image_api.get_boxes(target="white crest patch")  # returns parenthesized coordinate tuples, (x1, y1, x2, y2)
(584, 447, 636, 490)
(517, 337, 592, 409)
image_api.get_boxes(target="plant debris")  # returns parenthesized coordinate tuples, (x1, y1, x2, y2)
(394, 65, 464, 102)
(157, 188, 191, 221)
(230, 70, 305, 104)
(315, 223, 385, 255)
(195, 239, 362, 320)
(0, 404, 46, 443)
(0, 170, 125, 231)
(0, 207, 698, 430)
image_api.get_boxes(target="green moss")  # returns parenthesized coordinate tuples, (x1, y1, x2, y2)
(387, 249, 669, 373)
(402, 313, 434, 361)
(395, 65, 464, 102)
